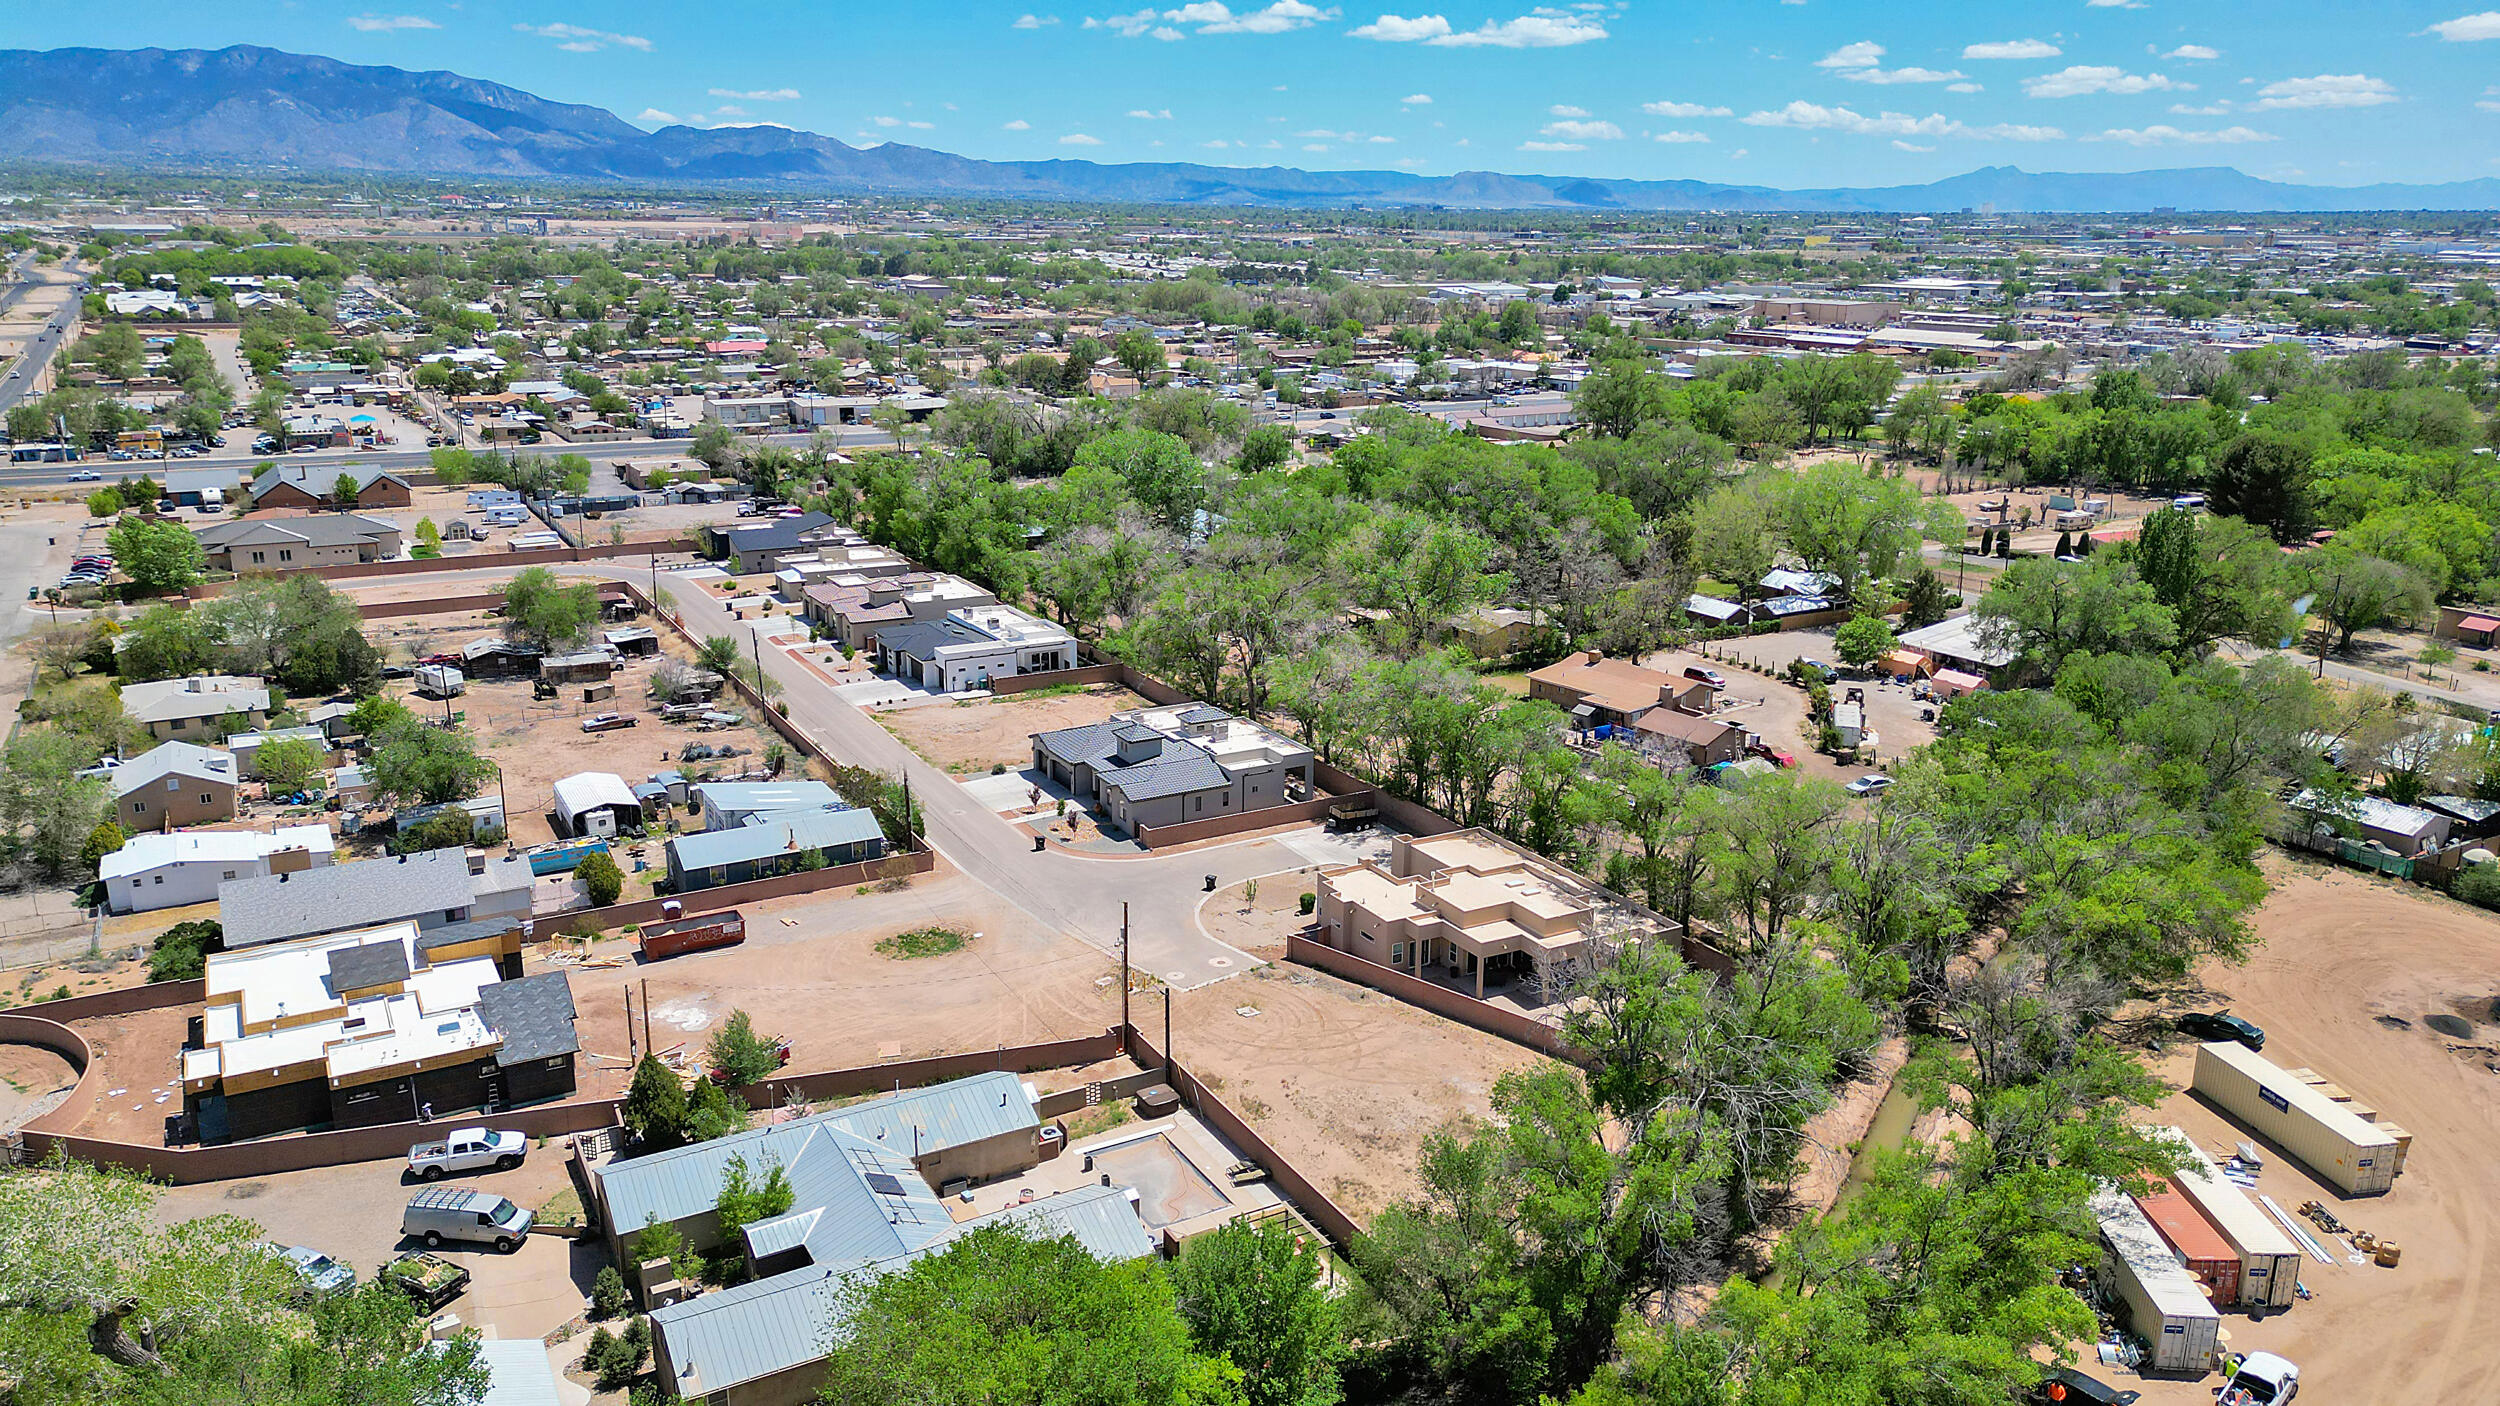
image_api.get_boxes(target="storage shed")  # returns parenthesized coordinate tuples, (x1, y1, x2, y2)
(551, 772, 642, 840)
(2191, 1041, 2400, 1196)
(2091, 1186, 2221, 1374)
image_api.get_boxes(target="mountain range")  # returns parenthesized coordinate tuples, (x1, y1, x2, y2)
(4, 45, 2498, 214)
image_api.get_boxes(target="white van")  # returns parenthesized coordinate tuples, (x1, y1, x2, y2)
(402, 1186, 534, 1252)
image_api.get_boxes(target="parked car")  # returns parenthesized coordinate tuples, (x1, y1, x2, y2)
(401, 1186, 533, 1252)
(67, 469, 100, 482)
(264, 1242, 357, 1298)
(381, 1252, 472, 1310)
(1747, 742, 1798, 769)
(1844, 774, 1895, 797)
(580, 712, 638, 733)
(2027, 1366, 2139, 1406)
(407, 1128, 527, 1180)
(2177, 1010, 2265, 1051)
(1683, 665, 1728, 689)
(104, 450, 132, 462)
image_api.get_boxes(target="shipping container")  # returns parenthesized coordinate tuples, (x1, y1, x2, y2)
(2133, 1181, 2240, 1304)
(2191, 1041, 2401, 1196)
(2374, 1122, 2411, 1177)
(2147, 1125, 2304, 1311)
(2092, 1187, 2221, 1374)
(637, 909, 747, 961)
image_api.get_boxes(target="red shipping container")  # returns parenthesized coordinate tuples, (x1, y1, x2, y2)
(2134, 1180, 2240, 1303)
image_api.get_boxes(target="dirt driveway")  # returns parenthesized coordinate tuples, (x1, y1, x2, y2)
(1640, 635, 1941, 781)
(2113, 859, 2500, 1406)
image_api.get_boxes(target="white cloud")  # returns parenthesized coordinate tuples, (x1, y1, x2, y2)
(2163, 44, 2221, 60)
(636, 108, 680, 125)
(1842, 65, 1968, 85)
(710, 88, 801, 101)
(2250, 74, 2397, 109)
(1401, 93, 1432, 105)
(1816, 40, 1886, 69)
(1060, 132, 1105, 144)
(1013, 13, 1061, 27)
(870, 116, 902, 127)
(907, 120, 934, 129)
(2481, 86, 2500, 112)
(1172, 1, 1339, 34)
(1520, 140, 1587, 151)
(1303, 142, 1330, 150)
(1892, 140, 1934, 152)
(1741, 101, 2065, 141)
(1654, 130, 1711, 143)
(1353, 11, 1608, 46)
(1946, 81, 1983, 93)
(2092, 124, 2277, 145)
(513, 22, 653, 51)
(2086, 0, 2146, 8)
(1128, 108, 1174, 118)
(1369, 134, 1396, 142)
(2426, 11, 2500, 41)
(2169, 102, 2233, 115)
(1097, 8, 1159, 36)
(1643, 99, 1732, 117)
(1153, 26, 1185, 39)
(1549, 104, 1591, 118)
(2023, 65, 2187, 98)
(347, 14, 438, 32)
(1541, 118, 1624, 140)
(1962, 38, 2058, 60)
(1003, 118, 1033, 130)
(1203, 138, 1232, 147)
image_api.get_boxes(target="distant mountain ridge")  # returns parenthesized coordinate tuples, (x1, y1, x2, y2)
(4, 44, 2498, 214)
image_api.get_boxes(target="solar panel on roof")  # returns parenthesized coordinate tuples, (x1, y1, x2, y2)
(863, 1172, 907, 1197)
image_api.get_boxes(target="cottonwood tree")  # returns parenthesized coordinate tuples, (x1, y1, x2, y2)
(2295, 545, 2433, 658)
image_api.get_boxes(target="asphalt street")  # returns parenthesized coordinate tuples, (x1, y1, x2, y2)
(0, 425, 897, 489)
(337, 559, 1302, 988)
(0, 255, 74, 414)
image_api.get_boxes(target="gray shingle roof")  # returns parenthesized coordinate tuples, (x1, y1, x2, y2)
(875, 617, 990, 662)
(1032, 720, 1122, 768)
(477, 973, 580, 1065)
(1095, 745, 1230, 803)
(325, 940, 411, 994)
(218, 848, 476, 948)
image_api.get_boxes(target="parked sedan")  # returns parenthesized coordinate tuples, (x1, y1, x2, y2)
(1843, 774, 1895, 797)
(2177, 1010, 2265, 1051)
(580, 712, 638, 733)
(264, 1243, 356, 1299)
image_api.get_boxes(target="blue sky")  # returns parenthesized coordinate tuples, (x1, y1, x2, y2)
(10, 2, 2500, 188)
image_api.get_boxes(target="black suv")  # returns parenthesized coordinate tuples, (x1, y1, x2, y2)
(2177, 1011, 2265, 1051)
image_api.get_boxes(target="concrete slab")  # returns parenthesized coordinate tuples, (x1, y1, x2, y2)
(961, 768, 1072, 814)
(1280, 824, 1398, 870)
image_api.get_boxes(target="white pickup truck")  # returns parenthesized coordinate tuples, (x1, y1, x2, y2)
(406, 1128, 527, 1181)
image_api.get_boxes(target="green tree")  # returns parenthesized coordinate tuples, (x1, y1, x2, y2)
(80, 819, 127, 873)
(251, 736, 326, 797)
(713, 1152, 796, 1244)
(331, 472, 363, 507)
(1775, 461, 1950, 599)
(106, 516, 205, 595)
(500, 566, 598, 652)
(1899, 566, 1953, 628)
(1172, 1220, 1344, 1406)
(2207, 431, 2316, 544)
(2129, 506, 2290, 657)
(1974, 555, 2178, 680)
(1111, 328, 1169, 385)
(621, 1055, 691, 1150)
(691, 420, 737, 470)
(705, 1010, 786, 1088)
(367, 717, 494, 807)
(815, 1225, 1244, 1406)
(1572, 360, 1671, 439)
(0, 731, 110, 880)
(698, 635, 744, 677)
(2296, 545, 2434, 657)
(85, 487, 124, 519)
(576, 849, 624, 906)
(1349, 510, 1502, 653)
(148, 918, 225, 982)
(1832, 614, 1897, 671)
(1072, 428, 1208, 536)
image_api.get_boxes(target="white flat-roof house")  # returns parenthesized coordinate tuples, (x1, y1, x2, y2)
(100, 825, 335, 915)
(873, 604, 1075, 693)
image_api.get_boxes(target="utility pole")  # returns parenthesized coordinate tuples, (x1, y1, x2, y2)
(1162, 987, 1173, 1086)
(1119, 902, 1131, 1055)
(624, 984, 636, 1062)
(640, 977, 653, 1056)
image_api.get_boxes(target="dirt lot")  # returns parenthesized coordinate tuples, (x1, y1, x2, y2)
(879, 685, 1152, 775)
(0, 1039, 79, 1130)
(54, 1001, 192, 1142)
(1168, 962, 1553, 1222)
(2109, 859, 2500, 1406)
(360, 607, 794, 852)
(570, 866, 1123, 1080)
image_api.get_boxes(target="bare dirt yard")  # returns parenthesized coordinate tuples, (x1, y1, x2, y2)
(0, 1038, 79, 1130)
(360, 608, 796, 851)
(54, 1001, 191, 1142)
(2113, 858, 2500, 1406)
(1168, 962, 1553, 1223)
(1643, 636, 1942, 781)
(570, 866, 1123, 1082)
(879, 685, 1152, 775)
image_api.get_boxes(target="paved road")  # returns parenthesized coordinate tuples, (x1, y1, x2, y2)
(0, 257, 75, 413)
(348, 559, 1308, 988)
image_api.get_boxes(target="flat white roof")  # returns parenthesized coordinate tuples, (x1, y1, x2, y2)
(99, 824, 332, 883)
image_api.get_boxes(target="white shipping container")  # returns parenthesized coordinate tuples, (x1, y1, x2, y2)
(2147, 1124, 2304, 1310)
(2092, 1187, 2221, 1374)
(2191, 1041, 2399, 1196)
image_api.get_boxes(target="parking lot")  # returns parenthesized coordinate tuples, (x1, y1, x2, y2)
(1639, 628, 1944, 783)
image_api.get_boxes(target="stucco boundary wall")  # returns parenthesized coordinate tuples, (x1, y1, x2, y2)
(1126, 1023, 1363, 1248)
(1283, 932, 1574, 1059)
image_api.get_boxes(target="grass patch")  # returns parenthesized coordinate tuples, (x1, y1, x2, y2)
(535, 1186, 585, 1228)
(1006, 682, 1084, 701)
(876, 926, 972, 960)
(1062, 1100, 1133, 1141)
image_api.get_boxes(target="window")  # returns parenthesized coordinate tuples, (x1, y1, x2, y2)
(152, 875, 163, 885)
(1193, 796, 1202, 813)
(166, 778, 179, 791)
(278, 549, 292, 562)
(221, 870, 236, 881)
(200, 794, 212, 805)
(170, 718, 187, 730)
(250, 551, 265, 564)
(132, 801, 146, 814)
(129, 880, 142, 890)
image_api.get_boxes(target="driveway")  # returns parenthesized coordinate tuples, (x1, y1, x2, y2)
(1642, 632, 1941, 780)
